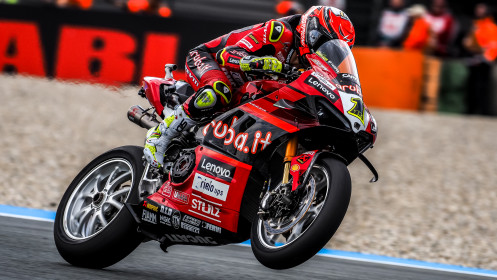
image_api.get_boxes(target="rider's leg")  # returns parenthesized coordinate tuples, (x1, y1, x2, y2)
(143, 105, 195, 168)
(143, 80, 232, 168)
(144, 43, 234, 168)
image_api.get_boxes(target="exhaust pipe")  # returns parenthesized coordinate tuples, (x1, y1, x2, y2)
(127, 105, 160, 129)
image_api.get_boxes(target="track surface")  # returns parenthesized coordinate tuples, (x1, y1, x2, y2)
(0, 215, 493, 280)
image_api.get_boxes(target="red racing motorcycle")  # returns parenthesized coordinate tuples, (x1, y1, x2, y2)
(54, 39, 378, 269)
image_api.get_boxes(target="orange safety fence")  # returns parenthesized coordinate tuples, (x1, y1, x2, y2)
(353, 47, 424, 111)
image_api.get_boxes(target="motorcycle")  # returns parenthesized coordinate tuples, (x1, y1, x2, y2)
(54, 39, 378, 270)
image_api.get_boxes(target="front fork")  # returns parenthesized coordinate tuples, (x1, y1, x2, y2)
(259, 135, 298, 216)
(282, 135, 298, 184)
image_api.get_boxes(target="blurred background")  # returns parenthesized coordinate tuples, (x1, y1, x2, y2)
(1, 0, 497, 271)
(1, 0, 497, 114)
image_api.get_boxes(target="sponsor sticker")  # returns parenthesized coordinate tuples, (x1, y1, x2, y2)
(239, 38, 253, 49)
(160, 205, 173, 216)
(202, 221, 222, 234)
(228, 49, 248, 58)
(185, 66, 199, 87)
(181, 222, 200, 234)
(227, 57, 240, 65)
(172, 189, 190, 204)
(248, 34, 259, 44)
(340, 73, 359, 84)
(142, 210, 157, 224)
(164, 234, 218, 245)
(337, 84, 362, 95)
(161, 181, 172, 196)
(191, 198, 221, 221)
(296, 154, 311, 164)
(202, 117, 272, 154)
(182, 215, 202, 227)
(290, 164, 300, 172)
(197, 156, 235, 182)
(160, 215, 171, 226)
(143, 200, 158, 212)
(192, 173, 229, 201)
(305, 73, 338, 102)
(172, 210, 181, 229)
(189, 50, 213, 75)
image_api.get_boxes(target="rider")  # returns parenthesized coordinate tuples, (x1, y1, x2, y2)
(144, 6, 356, 168)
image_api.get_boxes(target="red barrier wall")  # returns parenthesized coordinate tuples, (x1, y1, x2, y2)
(0, 5, 424, 110)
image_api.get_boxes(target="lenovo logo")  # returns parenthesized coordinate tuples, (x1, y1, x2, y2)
(197, 156, 235, 182)
(305, 75, 338, 102)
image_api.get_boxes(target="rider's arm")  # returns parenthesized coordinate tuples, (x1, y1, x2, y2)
(215, 19, 293, 73)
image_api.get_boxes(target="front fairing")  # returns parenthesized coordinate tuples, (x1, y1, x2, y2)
(305, 40, 377, 140)
(200, 40, 377, 167)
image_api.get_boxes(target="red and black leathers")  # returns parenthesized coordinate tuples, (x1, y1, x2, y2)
(183, 15, 301, 120)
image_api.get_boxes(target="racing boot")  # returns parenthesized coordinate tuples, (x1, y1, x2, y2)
(143, 105, 195, 168)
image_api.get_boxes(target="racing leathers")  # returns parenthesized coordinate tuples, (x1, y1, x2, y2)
(144, 15, 301, 168)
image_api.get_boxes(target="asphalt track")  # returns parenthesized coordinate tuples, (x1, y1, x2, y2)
(0, 213, 496, 280)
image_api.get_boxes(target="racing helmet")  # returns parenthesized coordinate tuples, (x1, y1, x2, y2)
(295, 6, 355, 57)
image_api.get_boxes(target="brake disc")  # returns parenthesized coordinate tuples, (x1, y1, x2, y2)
(262, 176, 316, 235)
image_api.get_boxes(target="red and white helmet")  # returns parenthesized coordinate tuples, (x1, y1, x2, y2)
(296, 6, 355, 57)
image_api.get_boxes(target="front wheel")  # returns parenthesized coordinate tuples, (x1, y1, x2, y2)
(251, 157, 351, 269)
(54, 146, 145, 268)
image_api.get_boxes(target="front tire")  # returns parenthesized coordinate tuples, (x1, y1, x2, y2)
(54, 146, 145, 268)
(251, 157, 351, 269)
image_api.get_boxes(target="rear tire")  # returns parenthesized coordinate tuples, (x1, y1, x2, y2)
(251, 157, 351, 269)
(54, 146, 145, 268)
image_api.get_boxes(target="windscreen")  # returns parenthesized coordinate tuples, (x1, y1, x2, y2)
(314, 39, 360, 83)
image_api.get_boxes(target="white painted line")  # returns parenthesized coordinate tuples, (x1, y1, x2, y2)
(317, 252, 497, 279)
(0, 212, 55, 223)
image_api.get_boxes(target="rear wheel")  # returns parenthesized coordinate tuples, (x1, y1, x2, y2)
(54, 146, 145, 268)
(251, 157, 351, 269)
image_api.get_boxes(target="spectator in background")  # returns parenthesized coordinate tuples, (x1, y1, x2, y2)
(275, 0, 304, 16)
(55, 0, 92, 9)
(425, 0, 455, 56)
(377, 0, 409, 48)
(403, 4, 434, 51)
(463, 3, 497, 115)
(126, 0, 172, 17)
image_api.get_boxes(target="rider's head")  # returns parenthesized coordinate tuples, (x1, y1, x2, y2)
(295, 6, 355, 60)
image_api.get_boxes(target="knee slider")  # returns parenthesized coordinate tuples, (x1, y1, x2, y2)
(193, 87, 217, 109)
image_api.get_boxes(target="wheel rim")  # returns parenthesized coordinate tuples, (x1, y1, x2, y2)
(257, 165, 330, 249)
(62, 159, 134, 240)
